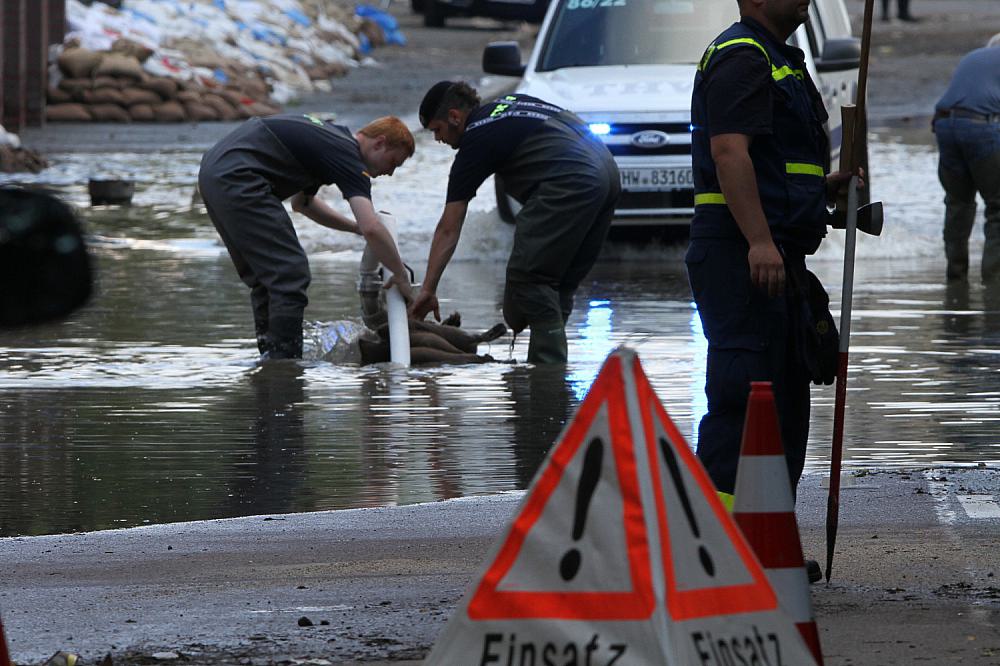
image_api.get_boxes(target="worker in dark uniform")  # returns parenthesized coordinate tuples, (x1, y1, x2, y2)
(199, 115, 415, 360)
(687, 0, 856, 507)
(409, 82, 620, 364)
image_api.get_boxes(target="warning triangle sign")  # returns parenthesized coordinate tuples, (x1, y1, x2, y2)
(630, 358, 778, 621)
(425, 348, 818, 665)
(467, 352, 655, 621)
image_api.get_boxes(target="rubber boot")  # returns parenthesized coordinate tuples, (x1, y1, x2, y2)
(261, 315, 303, 360)
(526, 321, 568, 364)
(945, 241, 969, 282)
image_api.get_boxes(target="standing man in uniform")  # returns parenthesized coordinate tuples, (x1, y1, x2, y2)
(686, 0, 855, 507)
(410, 82, 620, 364)
(199, 114, 415, 360)
(933, 33, 1000, 284)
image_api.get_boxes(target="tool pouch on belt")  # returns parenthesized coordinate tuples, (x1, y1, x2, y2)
(785, 260, 839, 385)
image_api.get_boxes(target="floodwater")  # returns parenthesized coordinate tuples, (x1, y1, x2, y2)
(1, 128, 997, 537)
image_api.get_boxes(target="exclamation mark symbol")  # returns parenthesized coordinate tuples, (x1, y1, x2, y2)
(559, 436, 604, 581)
(659, 437, 715, 577)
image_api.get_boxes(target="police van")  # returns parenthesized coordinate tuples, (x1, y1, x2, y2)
(483, 0, 862, 227)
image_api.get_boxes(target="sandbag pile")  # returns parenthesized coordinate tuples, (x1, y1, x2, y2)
(47, 40, 282, 123)
(46, 0, 405, 123)
(0, 125, 48, 173)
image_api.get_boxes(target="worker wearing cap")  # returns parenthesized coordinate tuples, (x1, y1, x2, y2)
(410, 81, 620, 363)
(199, 114, 415, 360)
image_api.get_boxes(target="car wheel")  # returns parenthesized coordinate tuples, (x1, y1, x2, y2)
(495, 177, 519, 224)
(423, 0, 445, 27)
(410, 0, 424, 12)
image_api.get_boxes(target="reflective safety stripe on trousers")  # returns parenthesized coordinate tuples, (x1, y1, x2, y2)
(694, 162, 825, 206)
(699, 37, 804, 82)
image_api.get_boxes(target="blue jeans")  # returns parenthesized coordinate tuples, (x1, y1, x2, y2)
(934, 117, 1000, 282)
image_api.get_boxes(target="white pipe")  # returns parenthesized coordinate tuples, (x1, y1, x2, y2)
(839, 175, 859, 350)
(375, 211, 411, 367)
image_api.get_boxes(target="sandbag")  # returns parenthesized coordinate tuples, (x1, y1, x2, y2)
(0, 145, 48, 174)
(92, 76, 125, 90)
(234, 103, 254, 120)
(128, 104, 155, 121)
(184, 102, 219, 122)
(217, 89, 247, 107)
(46, 104, 92, 122)
(47, 87, 73, 104)
(176, 90, 203, 105)
(94, 54, 144, 81)
(83, 88, 127, 106)
(88, 104, 131, 123)
(153, 101, 187, 122)
(58, 78, 93, 94)
(111, 38, 154, 63)
(238, 79, 268, 101)
(140, 77, 178, 100)
(121, 87, 162, 106)
(203, 94, 239, 121)
(58, 47, 102, 79)
(246, 102, 280, 117)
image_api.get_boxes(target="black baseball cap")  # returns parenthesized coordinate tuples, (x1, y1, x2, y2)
(419, 80, 456, 128)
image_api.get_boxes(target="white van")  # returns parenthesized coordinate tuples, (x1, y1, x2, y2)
(483, 0, 862, 227)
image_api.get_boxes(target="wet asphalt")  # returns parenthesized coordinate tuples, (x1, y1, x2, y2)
(4, 469, 1000, 665)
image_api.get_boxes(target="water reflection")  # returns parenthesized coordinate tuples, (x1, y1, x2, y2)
(228, 362, 309, 515)
(1, 132, 999, 537)
(505, 365, 574, 488)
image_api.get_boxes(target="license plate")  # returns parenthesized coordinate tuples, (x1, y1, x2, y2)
(619, 167, 693, 191)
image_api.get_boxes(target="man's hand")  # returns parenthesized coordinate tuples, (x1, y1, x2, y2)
(383, 273, 413, 304)
(825, 167, 866, 204)
(409, 289, 440, 322)
(748, 240, 785, 298)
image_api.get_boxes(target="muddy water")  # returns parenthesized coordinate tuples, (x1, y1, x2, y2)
(1, 130, 997, 537)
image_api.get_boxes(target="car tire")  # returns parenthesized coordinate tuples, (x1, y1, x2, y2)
(495, 177, 519, 224)
(423, 0, 445, 27)
(411, 0, 424, 12)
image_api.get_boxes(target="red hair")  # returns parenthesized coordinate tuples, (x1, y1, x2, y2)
(359, 116, 415, 157)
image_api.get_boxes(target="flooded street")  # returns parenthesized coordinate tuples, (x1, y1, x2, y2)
(1, 128, 998, 538)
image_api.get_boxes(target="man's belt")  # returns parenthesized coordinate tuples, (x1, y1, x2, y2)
(933, 107, 1000, 123)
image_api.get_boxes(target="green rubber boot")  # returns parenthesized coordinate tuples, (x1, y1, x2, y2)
(527, 321, 568, 364)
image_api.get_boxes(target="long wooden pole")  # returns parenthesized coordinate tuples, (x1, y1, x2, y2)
(825, 0, 876, 584)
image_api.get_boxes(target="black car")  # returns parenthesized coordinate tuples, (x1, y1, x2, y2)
(412, 0, 550, 28)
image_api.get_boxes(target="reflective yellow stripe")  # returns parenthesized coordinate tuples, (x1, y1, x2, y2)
(700, 37, 802, 82)
(772, 65, 804, 81)
(785, 162, 825, 177)
(717, 491, 735, 513)
(695, 192, 727, 206)
(700, 37, 769, 71)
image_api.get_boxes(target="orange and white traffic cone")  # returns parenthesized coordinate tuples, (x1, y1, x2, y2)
(733, 381, 823, 665)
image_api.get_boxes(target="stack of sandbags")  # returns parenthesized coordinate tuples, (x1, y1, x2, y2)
(59, 0, 401, 108)
(0, 125, 47, 174)
(46, 43, 281, 123)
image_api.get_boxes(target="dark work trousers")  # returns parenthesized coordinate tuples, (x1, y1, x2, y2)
(199, 118, 314, 359)
(503, 131, 620, 364)
(686, 238, 812, 497)
(934, 117, 1000, 283)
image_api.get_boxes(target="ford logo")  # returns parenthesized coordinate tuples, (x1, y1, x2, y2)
(630, 130, 670, 148)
